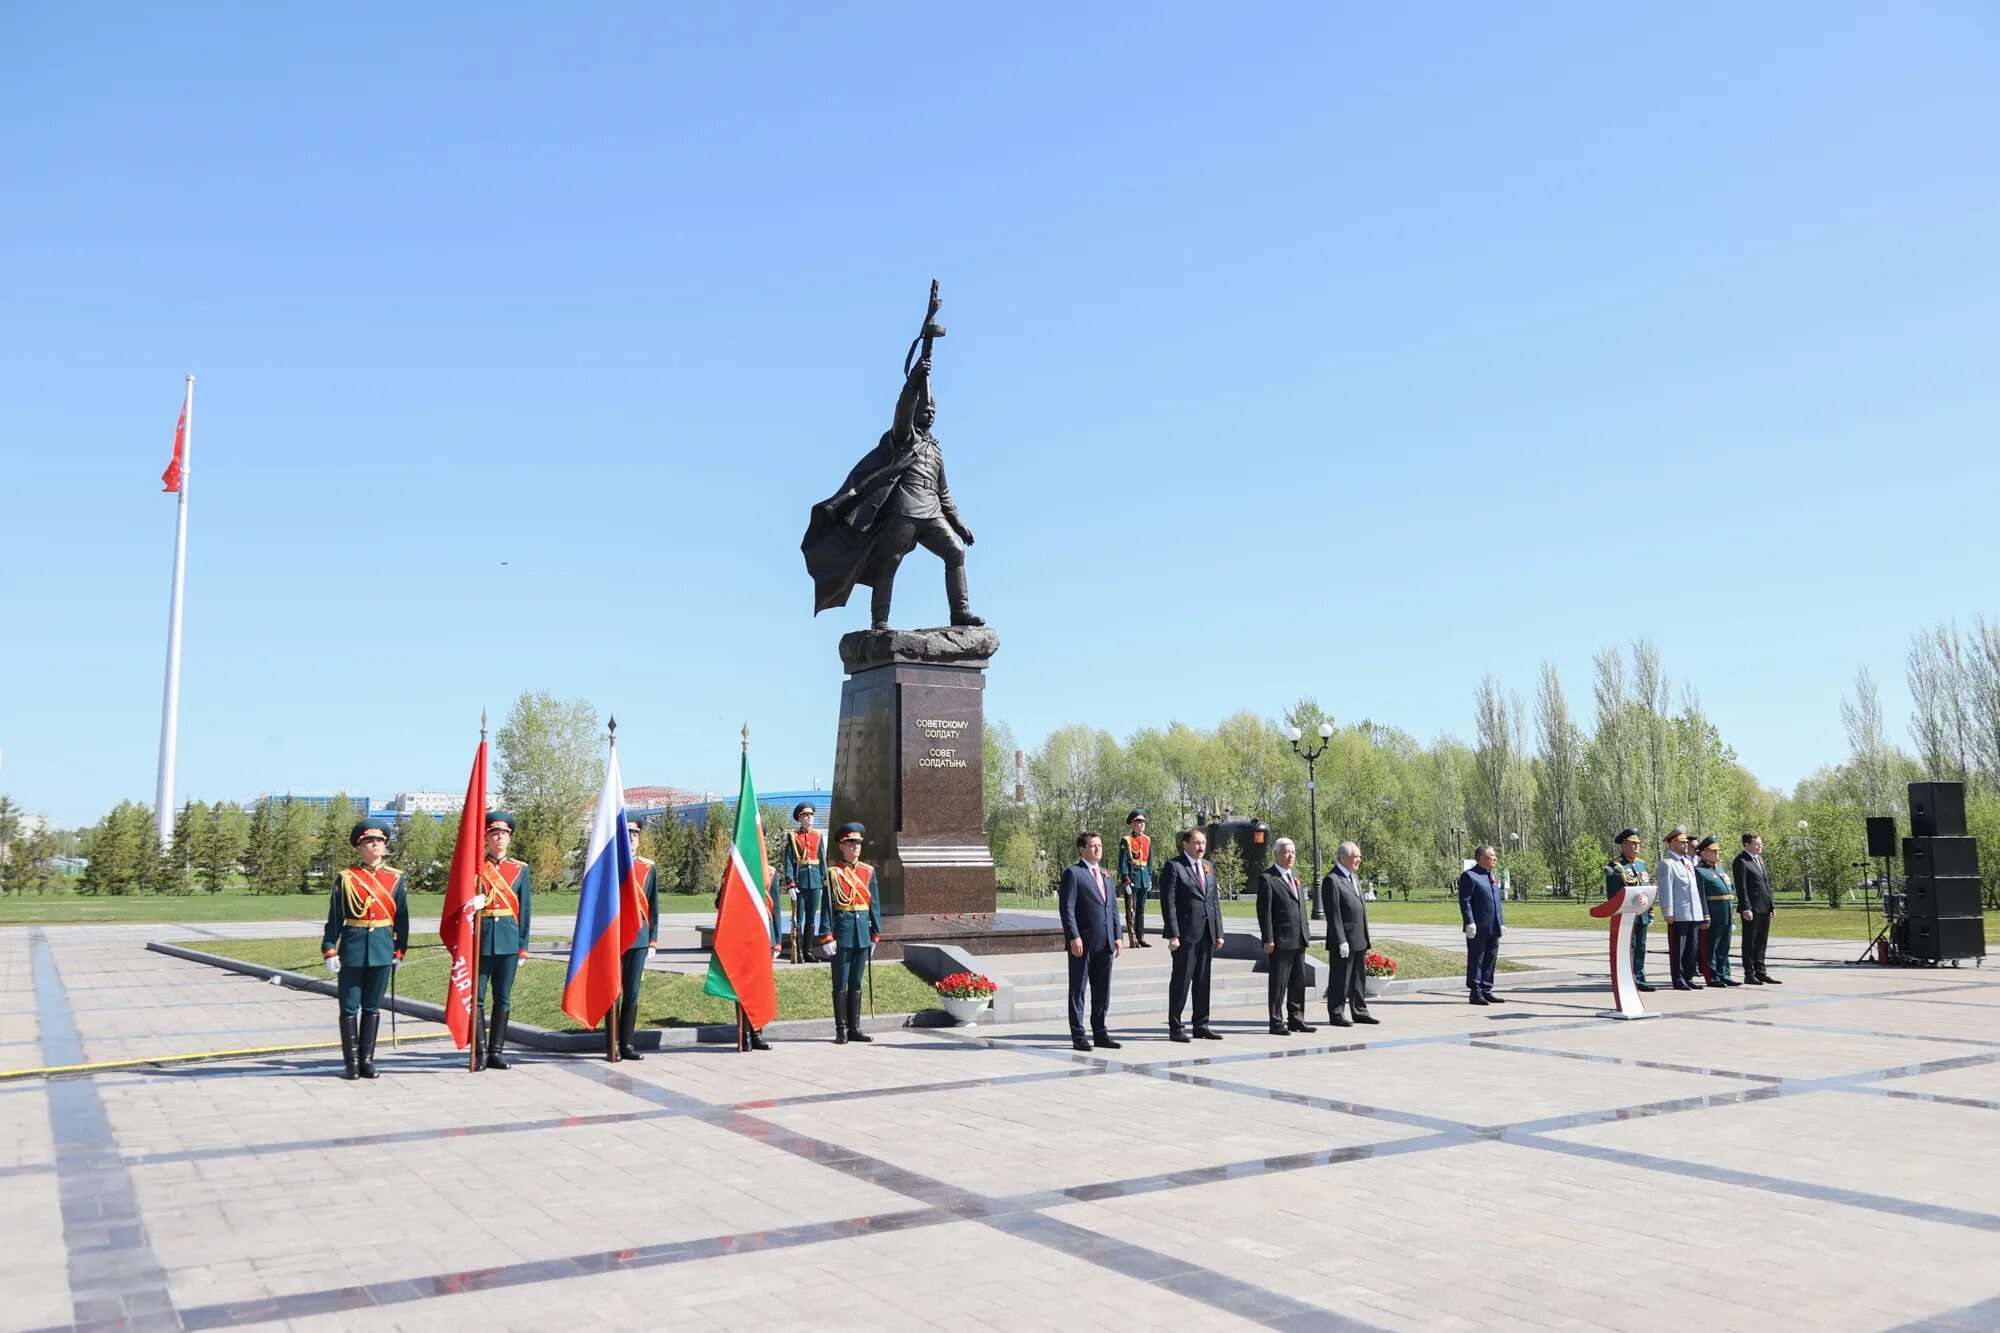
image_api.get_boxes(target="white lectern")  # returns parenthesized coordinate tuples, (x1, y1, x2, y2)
(1590, 883, 1659, 1019)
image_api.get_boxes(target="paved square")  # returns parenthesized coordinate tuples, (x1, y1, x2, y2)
(4, 923, 1998, 1332)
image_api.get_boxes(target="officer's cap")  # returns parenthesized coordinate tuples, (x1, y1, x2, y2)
(485, 812, 516, 833)
(1696, 835, 1720, 851)
(625, 815, 643, 832)
(1127, 809, 1147, 824)
(835, 822, 865, 840)
(793, 802, 816, 819)
(1664, 824, 1690, 841)
(350, 819, 391, 847)
(1615, 827, 1642, 844)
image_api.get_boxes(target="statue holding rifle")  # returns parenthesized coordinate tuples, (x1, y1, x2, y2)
(802, 281, 984, 631)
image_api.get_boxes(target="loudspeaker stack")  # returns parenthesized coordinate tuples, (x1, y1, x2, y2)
(1899, 781, 1985, 963)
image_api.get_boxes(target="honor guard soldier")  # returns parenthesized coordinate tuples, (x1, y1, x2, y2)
(616, 818, 660, 1059)
(321, 820, 410, 1080)
(1605, 828, 1657, 993)
(1119, 810, 1155, 947)
(1694, 836, 1739, 986)
(783, 803, 827, 962)
(475, 812, 532, 1070)
(820, 822, 882, 1045)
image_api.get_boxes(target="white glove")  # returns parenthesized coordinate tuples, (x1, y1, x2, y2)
(1465, 924, 1477, 939)
(825, 939, 838, 956)
(324, 956, 342, 975)
(391, 957, 402, 973)
(468, 893, 488, 911)
(1339, 942, 1351, 959)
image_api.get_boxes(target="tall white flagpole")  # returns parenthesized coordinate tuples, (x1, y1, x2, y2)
(154, 375, 193, 848)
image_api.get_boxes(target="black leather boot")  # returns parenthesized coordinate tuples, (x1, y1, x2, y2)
(338, 1012, 359, 1081)
(847, 991, 873, 1042)
(358, 1013, 381, 1079)
(486, 1006, 511, 1070)
(618, 991, 643, 1060)
(833, 988, 848, 1045)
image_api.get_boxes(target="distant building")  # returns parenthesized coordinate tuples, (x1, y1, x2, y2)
(13, 813, 50, 837)
(651, 788, 831, 829)
(625, 785, 702, 813)
(253, 793, 374, 815)
(392, 792, 458, 817)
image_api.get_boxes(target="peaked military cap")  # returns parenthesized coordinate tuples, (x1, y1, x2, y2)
(793, 802, 815, 819)
(1615, 827, 1642, 843)
(1664, 824, 1690, 841)
(350, 819, 391, 846)
(1128, 809, 1148, 823)
(485, 812, 517, 833)
(1695, 835, 1720, 851)
(835, 822, 865, 839)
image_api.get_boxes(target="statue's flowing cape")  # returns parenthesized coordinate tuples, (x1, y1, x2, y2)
(800, 432, 918, 614)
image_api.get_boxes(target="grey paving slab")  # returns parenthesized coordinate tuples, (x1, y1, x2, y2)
(5, 920, 2000, 1332)
(1043, 1139, 2000, 1332)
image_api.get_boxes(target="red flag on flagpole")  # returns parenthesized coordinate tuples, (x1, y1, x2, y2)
(440, 737, 488, 1050)
(162, 400, 187, 493)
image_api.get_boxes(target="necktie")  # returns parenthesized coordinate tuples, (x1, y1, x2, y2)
(1092, 866, 1106, 903)
(1284, 869, 1297, 900)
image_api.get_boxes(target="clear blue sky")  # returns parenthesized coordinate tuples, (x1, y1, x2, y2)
(4, 4, 1996, 827)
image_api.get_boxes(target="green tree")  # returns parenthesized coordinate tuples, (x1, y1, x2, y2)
(8, 826, 58, 896)
(79, 802, 156, 896)
(160, 800, 199, 895)
(393, 812, 445, 893)
(192, 802, 249, 893)
(495, 691, 604, 874)
(309, 795, 359, 891)
(248, 796, 314, 894)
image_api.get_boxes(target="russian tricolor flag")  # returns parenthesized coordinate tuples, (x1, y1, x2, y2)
(561, 742, 631, 1029)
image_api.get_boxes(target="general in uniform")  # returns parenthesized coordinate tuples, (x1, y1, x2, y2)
(616, 817, 660, 1059)
(475, 812, 532, 1070)
(819, 822, 882, 1045)
(783, 803, 827, 960)
(321, 820, 410, 1081)
(1694, 835, 1739, 986)
(1604, 828, 1657, 992)
(1118, 810, 1154, 948)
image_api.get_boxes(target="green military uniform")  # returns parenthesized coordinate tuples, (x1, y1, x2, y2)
(820, 822, 882, 1045)
(615, 824, 661, 1060)
(1119, 810, 1155, 948)
(1695, 837, 1736, 985)
(1604, 827, 1654, 991)
(320, 820, 410, 1081)
(475, 812, 532, 1071)
(782, 805, 827, 956)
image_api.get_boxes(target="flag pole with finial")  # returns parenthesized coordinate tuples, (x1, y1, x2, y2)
(471, 708, 487, 1073)
(606, 714, 622, 1063)
(737, 721, 749, 1052)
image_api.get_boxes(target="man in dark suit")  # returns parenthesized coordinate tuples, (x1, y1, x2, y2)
(1160, 827, 1226, 1042)
(1322, 840, 1378, 1027)
(1733, 832, 1779, 984)
(1457, 844, 1505, 1006)
(1256, 838, 1315, 1035)
(1058, 831, 1124, 1051)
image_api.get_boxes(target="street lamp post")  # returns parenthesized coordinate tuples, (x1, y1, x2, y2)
(1506, 830, 1520, 901)
(1796, 818, 1814, 903)
(1287, 722, 1335, 912)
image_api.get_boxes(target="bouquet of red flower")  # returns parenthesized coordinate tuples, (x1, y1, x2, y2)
(935, 971, 997, 1000)
(1363, 951, 1397, 979)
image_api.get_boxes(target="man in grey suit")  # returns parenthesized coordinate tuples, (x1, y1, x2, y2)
(1160, 827, 1225, 1042)
(1256, 838, 1315, 1036)
(1322, 841, 1379, 1026)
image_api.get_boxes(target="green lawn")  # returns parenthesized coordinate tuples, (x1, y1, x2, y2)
(0, 888, 720, 928)
(1305, 936, 1533, 979)
(188, 936, 942, 1030)
(1000, 890, 1992, 943)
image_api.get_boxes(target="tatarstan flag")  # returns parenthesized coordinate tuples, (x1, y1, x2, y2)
(702, 752, 777, 1029)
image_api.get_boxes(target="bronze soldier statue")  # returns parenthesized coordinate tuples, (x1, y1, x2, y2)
(802, 281, 983, 631)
